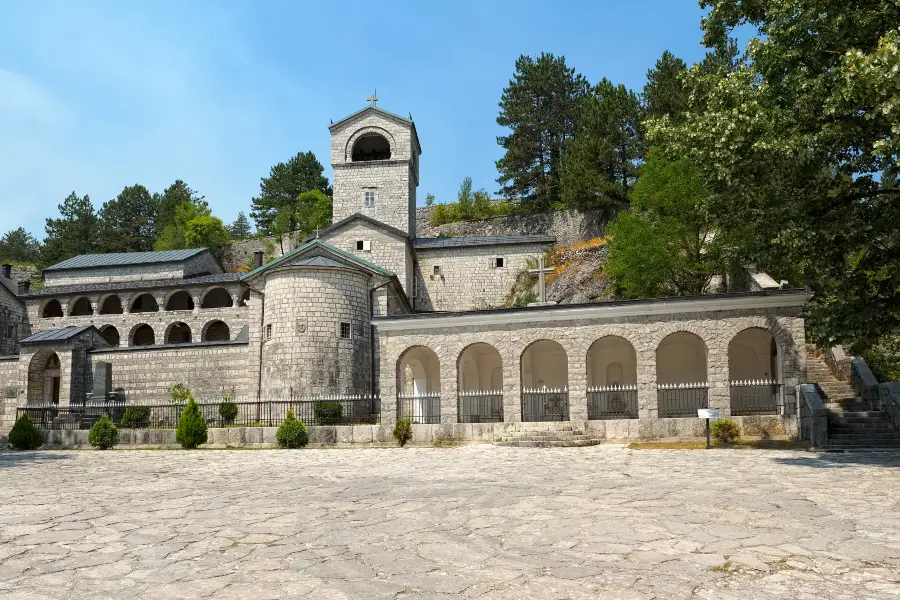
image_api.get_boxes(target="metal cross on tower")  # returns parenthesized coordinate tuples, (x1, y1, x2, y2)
(528, 256, 555, 303)
(367, 91, 378, 107)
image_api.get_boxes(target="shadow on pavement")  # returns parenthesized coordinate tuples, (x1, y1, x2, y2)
(772, 450, 900, 469)
(0, 451, 74, 468)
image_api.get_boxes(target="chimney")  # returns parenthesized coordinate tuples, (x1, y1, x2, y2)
(0, 264, 10, 279)
(17, 281, 30, 294)
(253, 251, 264, 269)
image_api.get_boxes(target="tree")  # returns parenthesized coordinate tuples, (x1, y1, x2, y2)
(642, 50, 688, 120)
(424, 193, 435, 206)
(0, 228, 41, 264)
(184, 215, 231, 254)
(154, 202, 210, 251)
(606, 156, 721, 298)
(250, 151, 330, 234)
(41, 192, 97, 266)
(496, 53, 589, 213)
(155, 180, 206, 232)
(293, 190, 332, 238)
(561, 79, 643, 210)
(648, 1, 900, 349)
(97, 185, 158, 253)
(229, 212, 253, 240)
(176, 396, 208, 449)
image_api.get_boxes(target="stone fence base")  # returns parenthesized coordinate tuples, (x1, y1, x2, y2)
(26, 415, 797, 448)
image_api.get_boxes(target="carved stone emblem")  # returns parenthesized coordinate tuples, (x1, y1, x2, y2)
(296, 317, 307, 335)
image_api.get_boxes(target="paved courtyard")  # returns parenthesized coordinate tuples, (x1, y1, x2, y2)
(1, 446, 899, 600)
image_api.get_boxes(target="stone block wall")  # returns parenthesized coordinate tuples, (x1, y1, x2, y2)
(320, 221, 414, 294)
(414, 243, 551, 311)
(377, 306, 807, 426)
(0, 283, 26, 355)
(0, 356, 19, 432)
(88, 342, 253, 403)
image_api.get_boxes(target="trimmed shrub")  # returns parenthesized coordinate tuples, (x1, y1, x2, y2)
(219, 397, 238, 424)
(314, 401, 344, 425)
(276, 410, 309, 449)
(8, 414, 43, 450)
(120, 406, 151, 429)
(711, 419, 740, 445)
(88, 414, 119, 450)
(176, 397, 208, 449)
(393, 418, 412, 447)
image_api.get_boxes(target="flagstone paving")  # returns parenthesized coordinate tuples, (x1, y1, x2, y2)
(1, 445, 899, 599)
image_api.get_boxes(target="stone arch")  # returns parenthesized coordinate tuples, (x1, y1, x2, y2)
(457, 342, 503, 392)
(238, 288, 250, 307)
(99, 325, 120, 347)
(202, 320, 230, 342)
(41, 299, 63, 318)
(397, 345, 440, 395)
(130, 323, 155, 347)
(98, 294, 123, 315)
(728, 327, 780, 382)
(200, 287, 233, 309)
(27, 350, 62, 405)
(165, 322, 192, 344)
(164, 290, 195, 311)
(655, 331, 708, 384)
(130, 293, 159, 313)
(346, 126, 396, 162)
(68, 296, 93, 316)
(586, 335, 637, 387)
(520, 339, 568, 390)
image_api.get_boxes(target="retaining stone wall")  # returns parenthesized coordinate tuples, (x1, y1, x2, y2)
(0, 283, 26, 355)
(0, 357, 18, 432)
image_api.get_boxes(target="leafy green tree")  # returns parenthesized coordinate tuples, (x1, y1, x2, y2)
(0, 228, 41, 264)
(496, 53, 589, 213)
(648, 0, 900, 349)
(41, 192, 97, 266)
(424, 193, 435, 206)
(97, 185, 159, 253)
(229, 212, 253, 240)
(642, 50, 688, 120)
(561, 79, 643, 210)
(155, 202, 210, 251)
(156, 180, 206, 232)
(293, 189, 332, 238)
(184, 215, 231, 254)
(606, 156, 721, 298)
(251, 151, 330, 234)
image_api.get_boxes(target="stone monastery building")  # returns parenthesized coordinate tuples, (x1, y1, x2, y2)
(0, 101, 811, 441)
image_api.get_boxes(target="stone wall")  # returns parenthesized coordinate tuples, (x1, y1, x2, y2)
(0, 282, 26, 355)
(220, 234, 300, 272)
(414, 243, 550, 311)
(0, 356, 18, 432)
(376, 306, 807, 426)
(416, 207, 611, 247)
(88, 342, 253, 403)
(319, 221, 414, 294)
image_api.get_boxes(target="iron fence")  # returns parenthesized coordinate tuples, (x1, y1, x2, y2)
(729, 380, 783, 415)
(16, 395, 381, 430)
(458, 390, 504, 423)
(587, 385, 638, 419)
(521, 388, 569, 422)
(657, 383, 708, 418)
(397, 393, 441, 424)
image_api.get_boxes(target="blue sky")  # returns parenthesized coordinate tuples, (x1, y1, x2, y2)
(1, 1, 719, 238)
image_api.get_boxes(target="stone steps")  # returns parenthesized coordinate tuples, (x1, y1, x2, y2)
(494, 425, 602, 447)
(495, 439, 601, 448)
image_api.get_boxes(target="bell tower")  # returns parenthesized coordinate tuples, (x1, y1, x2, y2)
(329, 95, 421, 236)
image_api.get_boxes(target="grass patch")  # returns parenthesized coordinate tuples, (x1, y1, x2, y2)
(628, 439, 810, 451)
(710, 559, 734, 573)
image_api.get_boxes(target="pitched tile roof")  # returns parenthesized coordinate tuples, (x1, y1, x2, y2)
(44, 249, 210, 272)
(306, 213, 410, 244)
(20, 325, 97, 344)
(242, 239, 394, 280)
(22, 272, 243, 298)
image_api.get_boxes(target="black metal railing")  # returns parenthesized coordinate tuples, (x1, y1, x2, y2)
(521, 388, 569, 422)
(397, 393, 441, 424)
(17, 396, 381, 430)
(729, 380, 782, 415)
(657, 383, 708, 418)
(587, 385, 638, 419)
(458, 391, 504, 423)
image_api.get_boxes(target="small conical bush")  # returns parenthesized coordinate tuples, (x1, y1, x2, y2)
(176, 396, 208, 449)
(276, 410, 308, 449)
(88, 413, 119, 450)
(9, 414, 43, 450)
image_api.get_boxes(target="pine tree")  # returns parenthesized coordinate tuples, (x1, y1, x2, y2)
(642, 50, 688, 120)
(229, 212, 253, 240)
(496, 53, 589, 213)
(97, 185, 159, 253)
(156, 180, 206, 232)
(41, 192, 98, 266)
(0, 228, 41, 264)
(250, 151, 330, 234)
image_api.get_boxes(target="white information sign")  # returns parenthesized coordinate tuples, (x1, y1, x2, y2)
(697, 408, 719, 419)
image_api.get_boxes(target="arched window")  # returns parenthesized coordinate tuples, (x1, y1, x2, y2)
(520, 340, 569, 421)
(352, 133, 391, 161)
(69, 297, 93, 316)
(729, 327, 781, 415)
(457, 343, 503, 423)
(99, 295, 123, 315)
(166, 322, 192, 344)
(100, 325, 120, 347)
(131, 324, 155, 347)
(165, 290, 194, 311)
(27, 350, 61, 405)
(201, 287, 233, 309)
(42, 299, 63, 318)
(238, 289, 250, 307)
(656, 331, 708, 418)
(130, 294, 159, 313)
(203, 320, 230, 342)
(397, 345, 441, 423)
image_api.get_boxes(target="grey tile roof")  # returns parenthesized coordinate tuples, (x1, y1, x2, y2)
(20, 325, 96, 344)
(44, 248, 209, 272)
(22, 272, 244, 298)
(413, 235, 556, 249)
(242, 239, 394, 280)
(306, 213, 410, 243)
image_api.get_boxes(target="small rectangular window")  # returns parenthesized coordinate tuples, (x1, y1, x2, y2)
(356, 240, 364, 251)
(495, 257, 504, 268)
(362, 240, 371, 251)
(339, 322, 351, 339)
(433, 265, 441, 276)
(363, 190, 376, 208)
(265, 324, 272, 341)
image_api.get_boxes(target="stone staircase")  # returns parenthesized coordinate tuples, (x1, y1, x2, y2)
(493, 422, 602, 448)
(808, 353, 900, 449)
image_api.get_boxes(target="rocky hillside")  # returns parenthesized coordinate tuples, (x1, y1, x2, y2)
(546, 239, 612, 305)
